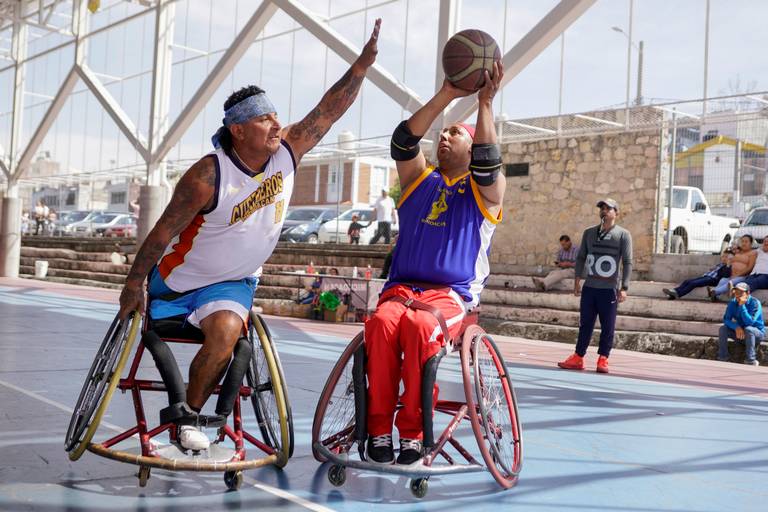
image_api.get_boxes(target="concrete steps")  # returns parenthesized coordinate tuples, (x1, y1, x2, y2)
(254, 285, 296, 301)
(19, 273, 123, 290)
(20, 256, 129, 274)
(485, 273, 768, 303)
(479, 318, 766, 365)
(480, 303, 719, 337)
(481, 287, 725, 323)
(19, 265, 127, 285)
(21, 247, 124, 263)
(19, 237, 765, 364)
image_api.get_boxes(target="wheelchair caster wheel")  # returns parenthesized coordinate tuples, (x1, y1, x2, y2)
(138, 466, 151, 487)
(224, 470, 243, 491)
(410, 478, 428, 498)
(327, 464, 346, 487)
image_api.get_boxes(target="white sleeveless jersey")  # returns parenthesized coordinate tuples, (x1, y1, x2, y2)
(158, 140, 296, 292)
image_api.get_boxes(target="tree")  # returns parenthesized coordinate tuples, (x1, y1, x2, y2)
(389, 180, 401, 205)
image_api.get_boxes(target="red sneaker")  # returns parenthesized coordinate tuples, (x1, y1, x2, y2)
(557, 353, 584, 370)
(596, 355, 609, 373)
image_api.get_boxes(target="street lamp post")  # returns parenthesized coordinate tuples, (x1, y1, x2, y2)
(612, 26, 644, 106)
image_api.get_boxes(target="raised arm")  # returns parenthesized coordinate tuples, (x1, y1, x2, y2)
(283, 19, 381, 163)
(472, 62, 506, 213)
(118, 157, 216, 319)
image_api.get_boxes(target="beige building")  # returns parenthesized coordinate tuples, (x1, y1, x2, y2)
(292, 155, 398, 208)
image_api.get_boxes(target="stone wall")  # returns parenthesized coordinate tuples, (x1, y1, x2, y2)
(491, 130, 660, 273)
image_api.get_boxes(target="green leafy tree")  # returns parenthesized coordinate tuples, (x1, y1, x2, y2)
(389, 180, 401, 205)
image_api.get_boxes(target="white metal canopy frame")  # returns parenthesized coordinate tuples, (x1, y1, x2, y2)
(0, 0, 596, 196)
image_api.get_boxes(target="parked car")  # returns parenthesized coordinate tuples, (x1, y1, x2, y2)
(279, 207, 341, 243)
(54, 210, 93, 235)
(103, 215, 138, 237)
(661, 186, 739, 253)
(318, 207, 398, 244)
(70, 212, 130, 236)
(733, 206, 768, 245)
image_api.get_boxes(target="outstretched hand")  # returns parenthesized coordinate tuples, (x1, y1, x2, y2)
(355, 18, 381, 69)
(478, 60, 503, 103)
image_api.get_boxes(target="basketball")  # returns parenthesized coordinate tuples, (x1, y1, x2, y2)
(442, 29, 501, 91)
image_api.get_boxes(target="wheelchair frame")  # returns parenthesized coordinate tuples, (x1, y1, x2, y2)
(312, 317, 523, 498)
(65, 308, 293, 490)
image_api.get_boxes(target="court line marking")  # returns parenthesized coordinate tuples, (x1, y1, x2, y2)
(0, 377, 336, 512)
(243, 476, 336, 512)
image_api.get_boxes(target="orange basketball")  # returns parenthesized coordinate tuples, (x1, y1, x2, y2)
(442, 29, 501, 91)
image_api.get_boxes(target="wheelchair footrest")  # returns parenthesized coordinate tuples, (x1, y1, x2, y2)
(194, 414, 227, 428)
(160, 402, 227, 428)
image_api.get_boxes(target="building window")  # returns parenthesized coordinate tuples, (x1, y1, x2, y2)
(111, 191, 127, 204)
(65, 191, 76, 206)
(505, 163, 529, 177)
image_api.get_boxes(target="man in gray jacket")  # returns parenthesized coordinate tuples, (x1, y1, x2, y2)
(558, 198, 633, 373)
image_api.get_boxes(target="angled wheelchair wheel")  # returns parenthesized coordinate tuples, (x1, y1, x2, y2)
(246, 312, 293, 465)
(461, 325, 523, 488)
(311, 332, 363, 462)
(65, 312, 141, 461)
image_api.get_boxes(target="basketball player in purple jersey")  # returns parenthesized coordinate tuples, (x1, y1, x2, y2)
(364, 62, 506, 465)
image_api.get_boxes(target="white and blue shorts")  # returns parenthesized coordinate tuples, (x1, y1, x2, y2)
(147, 267, 258, 329)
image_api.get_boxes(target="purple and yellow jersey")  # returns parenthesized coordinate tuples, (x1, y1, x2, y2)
(385, 166, 502, 308)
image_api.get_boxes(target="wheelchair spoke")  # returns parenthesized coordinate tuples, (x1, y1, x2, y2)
(312, 335, 363, 462)
(474, 334, 518, 478)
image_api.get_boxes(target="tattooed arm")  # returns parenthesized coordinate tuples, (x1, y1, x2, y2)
(118, 157, 216, 319)
(283, 19, 381, 164)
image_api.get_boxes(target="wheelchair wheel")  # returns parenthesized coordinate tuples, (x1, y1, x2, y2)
(311, 332, 363, 462)
(246, 312, 293, 465)
(461, 325, 523, 488)
(65, 312, 141, 461)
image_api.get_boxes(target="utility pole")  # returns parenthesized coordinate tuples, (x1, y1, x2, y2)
(635, 40, 644, 105)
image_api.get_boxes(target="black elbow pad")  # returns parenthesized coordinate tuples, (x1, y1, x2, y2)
(470, 143, 502, 186)
(391, 120, 422, 161)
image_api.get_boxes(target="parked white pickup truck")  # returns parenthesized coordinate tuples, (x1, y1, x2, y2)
(661, 186, 740, 254)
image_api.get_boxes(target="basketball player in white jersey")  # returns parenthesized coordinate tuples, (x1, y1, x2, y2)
(118, 20, 381, 450)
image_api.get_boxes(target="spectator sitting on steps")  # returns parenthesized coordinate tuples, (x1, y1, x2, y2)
(663, 248, 733, 300)
(740, 237, 768, 294)
(717, 282, 764, 366)
(532, 234, 579, 291)
(708, 235, 757, 301)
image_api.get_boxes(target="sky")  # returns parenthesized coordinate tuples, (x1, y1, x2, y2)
(0, 0, 767, 177)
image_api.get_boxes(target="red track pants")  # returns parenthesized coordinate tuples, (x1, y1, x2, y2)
(365, 284, 466, 439)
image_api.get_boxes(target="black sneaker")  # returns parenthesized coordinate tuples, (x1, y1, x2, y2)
(366, 434, 394, 464)
(396, 438, 423, 465)
(662, 288, 677, 300)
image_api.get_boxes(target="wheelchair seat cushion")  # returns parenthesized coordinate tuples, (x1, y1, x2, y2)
(148, 314, 205, 341)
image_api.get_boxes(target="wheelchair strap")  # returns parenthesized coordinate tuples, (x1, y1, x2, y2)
(384, 295, 452, 344)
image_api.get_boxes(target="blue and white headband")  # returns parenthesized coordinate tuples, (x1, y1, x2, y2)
(211, 93, 277, 149)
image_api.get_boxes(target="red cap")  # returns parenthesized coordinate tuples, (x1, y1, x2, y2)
(459, 123, 475, 139)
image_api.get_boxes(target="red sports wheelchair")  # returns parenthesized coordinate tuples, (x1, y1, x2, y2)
(312, 303, 523, 499)
(65, 300, 294, 491)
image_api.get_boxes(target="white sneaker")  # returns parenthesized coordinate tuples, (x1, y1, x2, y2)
(179, 425, 210, 451)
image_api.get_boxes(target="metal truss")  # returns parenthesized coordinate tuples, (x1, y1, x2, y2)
(1, 0, 596, 195)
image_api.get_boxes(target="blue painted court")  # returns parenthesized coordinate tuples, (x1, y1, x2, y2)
(0, 279, 766, 512)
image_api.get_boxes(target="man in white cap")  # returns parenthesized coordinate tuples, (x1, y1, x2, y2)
(717, 281, 764, 366)
(558, 198, 633, 374)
